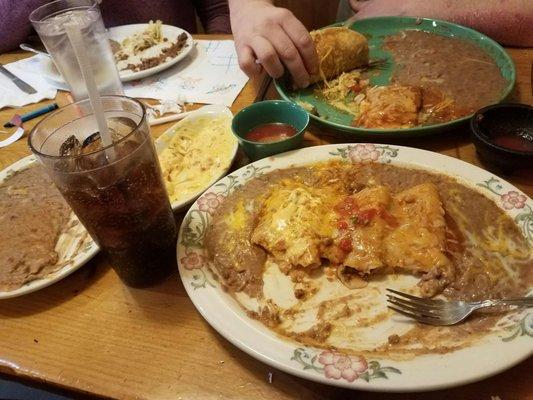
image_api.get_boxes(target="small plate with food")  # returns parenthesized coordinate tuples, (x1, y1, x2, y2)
(156, 104, 238, 211)
(275, 16, 516, 137)
(0, 156, 99, 299)
(40, 20, 194, 84)
(177, 144, 532, 391)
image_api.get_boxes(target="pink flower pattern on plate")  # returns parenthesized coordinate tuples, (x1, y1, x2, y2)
(501, 191, 527, 210)
(318, 351, 368, 382)
(180, 251, 205, 270)
(198, 192, 225, 214)
(348, 144, 381, 164)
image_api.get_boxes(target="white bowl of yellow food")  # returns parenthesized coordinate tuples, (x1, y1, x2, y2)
(156, 104, 238, 211)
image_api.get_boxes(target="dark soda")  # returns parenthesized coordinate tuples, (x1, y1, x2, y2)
(55, 119, 177, 287)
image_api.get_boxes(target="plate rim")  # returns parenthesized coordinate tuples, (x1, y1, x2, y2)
(0, 155, 99, 299)
(177, 143, 532, 392)
(275, 16, 517, 137)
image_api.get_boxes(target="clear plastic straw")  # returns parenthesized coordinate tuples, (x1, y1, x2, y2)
(64, 22, 114, 159)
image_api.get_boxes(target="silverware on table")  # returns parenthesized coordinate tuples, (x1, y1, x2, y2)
(20, 43, 51, 58)
(0, 64, 37, 94)
(386, 288, 533, 326)
(360, 58, 389, 71)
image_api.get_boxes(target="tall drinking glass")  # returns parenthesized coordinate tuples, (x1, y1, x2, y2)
(30, 0, 123, 100)
(29, 96, 177, 287)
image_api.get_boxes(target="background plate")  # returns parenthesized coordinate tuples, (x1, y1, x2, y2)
(40, 24, 194, 85)
(275, 17, 516, 138)
(177, 144, 532, 392)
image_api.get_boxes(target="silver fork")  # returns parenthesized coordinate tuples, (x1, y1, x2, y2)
(386, 288, 533, 326)
(360, 58, 389, 71)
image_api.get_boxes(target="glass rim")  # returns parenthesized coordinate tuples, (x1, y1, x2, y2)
(29, 0, 99, 25)
(28, 95, 147, 160)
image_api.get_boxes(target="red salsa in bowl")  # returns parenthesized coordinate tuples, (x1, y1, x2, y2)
(470, 103, 533, 174)
(492, 129, 533, 152)
(245, 123, 298, 143)
(231, 100, 309, 160)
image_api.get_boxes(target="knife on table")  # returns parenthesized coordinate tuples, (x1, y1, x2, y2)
(0, 64, 37, 94)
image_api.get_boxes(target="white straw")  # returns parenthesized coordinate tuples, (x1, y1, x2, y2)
(65, 22, 114, 159)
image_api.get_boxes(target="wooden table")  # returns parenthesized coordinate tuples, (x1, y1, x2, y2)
(0, 36, 532, 400)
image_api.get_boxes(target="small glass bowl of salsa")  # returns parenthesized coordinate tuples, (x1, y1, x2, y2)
(471, 103, 533, 174)
(232, 100, 309, 160)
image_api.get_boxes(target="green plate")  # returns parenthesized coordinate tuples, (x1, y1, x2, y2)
(274, 16, 516, 138)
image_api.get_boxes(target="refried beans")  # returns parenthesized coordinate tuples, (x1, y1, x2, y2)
(0, 165, 71, 291)
(384, 30, 508, 124)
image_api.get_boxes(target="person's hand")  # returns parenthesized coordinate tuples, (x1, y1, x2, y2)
(230, 0, 318, 88)
(349, 0, 409, 19)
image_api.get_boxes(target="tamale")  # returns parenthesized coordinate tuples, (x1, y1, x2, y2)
(309, 27, 369, 84)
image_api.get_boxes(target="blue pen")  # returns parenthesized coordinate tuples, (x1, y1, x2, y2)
(3, 103, 59, 128)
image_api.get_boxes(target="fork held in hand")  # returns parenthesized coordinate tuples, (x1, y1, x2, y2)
(360, 58, 389, 71)
(386, 288, 533, 326)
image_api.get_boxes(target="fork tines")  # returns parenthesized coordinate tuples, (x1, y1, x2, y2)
(386, 288, 450, 326)
(361, 58, 389, 71)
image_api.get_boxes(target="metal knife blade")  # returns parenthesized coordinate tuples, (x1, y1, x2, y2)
(0, 64, 37, 94)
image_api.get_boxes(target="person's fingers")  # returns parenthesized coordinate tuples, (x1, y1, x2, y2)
(269, 29, 310, 88)
(250, 36, 285, 79)
(236, 44, 261, 77)
(280, 17, 318, 76)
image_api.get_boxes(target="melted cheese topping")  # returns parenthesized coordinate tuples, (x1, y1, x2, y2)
(384, 183, 450, 273)
(159, 115, 236, 203)
(225, 199, 248, 231)
(356, 85, 422, 129)
(328, 186, 391, 273)
(251, 182, 337, 268)
(252, 179, 454, 295)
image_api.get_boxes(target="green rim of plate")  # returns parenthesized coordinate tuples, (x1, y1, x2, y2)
(274, 16, 516, 138)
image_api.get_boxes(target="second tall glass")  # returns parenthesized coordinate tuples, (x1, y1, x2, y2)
(30, 0, 123, 101)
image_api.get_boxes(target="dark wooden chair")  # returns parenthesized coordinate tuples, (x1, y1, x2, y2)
(275, 0, 340, 29)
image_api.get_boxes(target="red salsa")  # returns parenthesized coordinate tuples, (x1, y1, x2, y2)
(492, 132, 533, 152)
(245, 123, 297, 143)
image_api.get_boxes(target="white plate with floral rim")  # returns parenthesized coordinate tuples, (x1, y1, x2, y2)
(0, 155, 99, 299)
(155, 104, 238, 212)
(177, 144, 533, 392)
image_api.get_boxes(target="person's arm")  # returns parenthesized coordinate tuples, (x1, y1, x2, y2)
(193, 0, 232, 34)
(0, 0, 46, 54)
(228, 0, 318, 88)
(349, 0, 533, 47)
